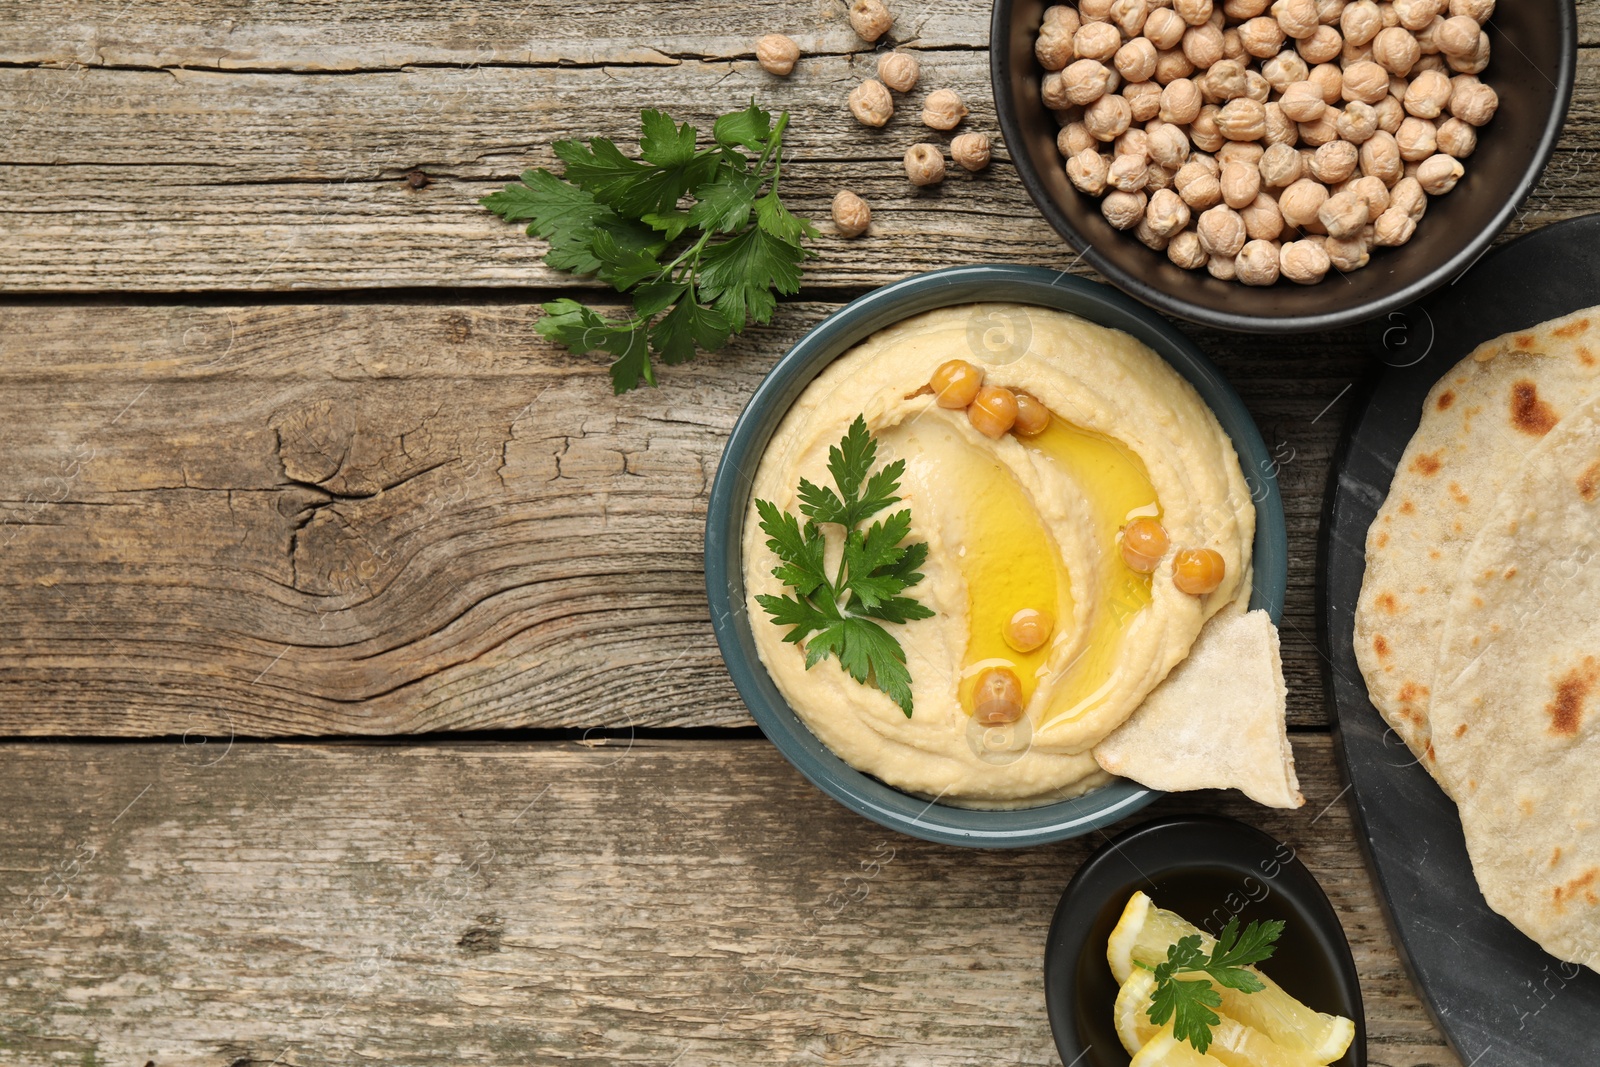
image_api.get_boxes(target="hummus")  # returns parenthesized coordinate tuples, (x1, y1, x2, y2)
(742, 304, 1255, 807)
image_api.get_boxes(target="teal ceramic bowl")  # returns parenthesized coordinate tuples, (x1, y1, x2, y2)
(704, 265, 1287, 848)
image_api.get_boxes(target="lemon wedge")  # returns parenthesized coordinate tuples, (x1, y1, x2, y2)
(1130, 1025, 1229, 1066)
(1107, 892, 1356, 1064)
(1116, 968, 1332, 1067)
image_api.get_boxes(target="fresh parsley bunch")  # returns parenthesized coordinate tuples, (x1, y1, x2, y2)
(1144, 915, 1285, 1054)
(480, 102, 816, 394)
(754, 416, 935, 717)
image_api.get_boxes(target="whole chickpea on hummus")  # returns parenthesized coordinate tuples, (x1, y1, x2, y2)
(743, 304, 1304, 809)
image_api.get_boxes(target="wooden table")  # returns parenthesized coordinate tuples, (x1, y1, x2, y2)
(3, 2, 1596, 1063)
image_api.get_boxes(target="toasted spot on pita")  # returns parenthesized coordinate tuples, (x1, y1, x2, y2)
(1552, 847, 1563, 867)
(1547, 657, 1598, 737)
(1504, 566, 1517, 579)
(1436, 389, 1456, 411)
(1373, 634, 1391, 659)
(1579, 460, 1600, 502)
(1455, 723, 1467, 737)
(1552, 869, 1600, 912)
(1376, 592, 1399, 614)
(1411, 451, 1443, 476)
(1553, 318, 1590, 339)
(1399, 499, 1416, 515)
(1521, 798, 1537, 815)
(1376, 531, 1391, 548)
(1398, 681, 1428, 702)
(1511, 379, 1559, 436)
(1428, 549, 1441, 559)
(1449, 482, 1469, 505)
(1580, 346, 1597, 367)
(1514, 334, 1536, 350)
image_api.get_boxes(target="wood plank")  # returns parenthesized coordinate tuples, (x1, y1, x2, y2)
(0, 21, 1595, 291)
(0, 303, 1362, 737)
(0, 734, 1456, 1066)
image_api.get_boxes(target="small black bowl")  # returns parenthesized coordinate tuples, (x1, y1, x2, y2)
(991, 0, 1577, 334)
(1044, 815, 1366, 1067)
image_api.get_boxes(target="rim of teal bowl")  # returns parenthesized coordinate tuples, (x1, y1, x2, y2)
(704, 265, 1289, 848)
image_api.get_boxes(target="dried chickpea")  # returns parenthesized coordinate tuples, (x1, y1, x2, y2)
(1417, 152, 1464, 194)
(848, 0, 894, 42)
(1176, 0, 1215, 24)
(1154, 47, 1197, 83)
(1207, 252, 1240, 280)
(1135, 217, 1172, 250)
(756, 34, 801, 76)
(1217, 97, 1266, 140)
(1200, 58, 1249, 102)
(1241, 191, 1286, 239)
(1342, 59, 1391, 103)
(1117, 37, 1161, 82)
(1336, 99, 1379, 142)
(1261, 51, 1311, 92)
(1217, 139, 1265, 166)
(849, 79, 895, 127)
(1317, 0, 1348, 21)
(1148, 121, 1193, 167)
(1309, 61, 1345, 103)
(1298, 108, 1342, 147)
(1044, 4, 1082, 28)
(1076, 21, 1124, 61)
(1379, 1, 1402, 28)
(1389, 175, 1428, 218)
(1374, 94, 1407, 133)
(903, 143, 946, 186)
(1222, 26, 1248, 60)
(1298, 25, 1345, 64)
(831, 190, 872, 237)
(1061, 59, 1115, 106)
(1435, 116, 1476, 157)
(1311, 139, 1359, 183)
(1263, 102, 1300, 146)
(1449, 0, 1493, 20)
(922, 89, 969, 131)
(968, 386, 1018, 438)
(1342, 37, 1374, 64)
(1280, 81, 1327, 123)
(1342, 0, 1383, 44)
(1190, 104, 1227, 152)
(1109, 153, 1154, 191)
(1413, 51, 1449, 74)
(1086, 93, 1134, 140)
(1350, 173, 1393, 216)
(1175, 158, 1225, 208)
(1392, 0, 1438, 31)
(1396, 115, 1438, 160)
(1036, 19, 1078, 70)
(1067, 148, 1111, 194)
(1146, 187, 1193, 237)
(1325, 227, 1373, 270)
(1112, 0, 1152, 36)
(1116, 127, 1152, 160)
(1373, 204, 1418, 245)
(1372, 25, 1421, 75)
(1183, 23, 1226, 67)
(1414, 15, 1444, 55)
(1144, 7, 1189, 49)
(1197, 204, 1248, 256)
(1221, 159, 1262, 208)
(1359, 129, 1404, 183)
(1159, 78, 1204, 124)
(1404, 68, 1452, 117)
(1447, 31, 1489, 75)
(1281, 237, 1333, 282)
(1059, 121, 1097, 157)
(1102, 189, 1150, 229)
(1168, 229, 1209, 269)
(1435, 14, 1478, 57)
(877, 51, 921, 93)
(1245, 70, 1273, 101)
(1272, 0, 1318, 38)
(1239, 16, 1286, 56)
(1235, 239, 1282, 285)
(932, 359, 984, 407)
(1318, 187, 1371, 237)
(1125, 80, 1165, 120)
(1041, 70, 1072, 110)
(1259, 141, 1305, 186)
(1280, 177, 1331, 227)
(1080, 0, 1115, 19)
(935, 132, 984, 175)
(1449, 79, 1498, 126)
(1225, 0, 1272, 15)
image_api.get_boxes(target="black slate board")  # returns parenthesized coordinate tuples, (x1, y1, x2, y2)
(1321, 214, 1600, 1066)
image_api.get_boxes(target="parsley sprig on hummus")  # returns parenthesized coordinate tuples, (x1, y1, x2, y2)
(755, 415, 934, 717)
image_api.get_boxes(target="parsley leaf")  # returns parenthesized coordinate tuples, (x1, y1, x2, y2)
(481, 102, 814, 393)
(1145, 918, 1285, 1055)
(754, 416, 935, 716)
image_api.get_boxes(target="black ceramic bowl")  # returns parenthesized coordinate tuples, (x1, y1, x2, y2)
(991, 0, 1576, 334)
(1044, 816, 1366, 1067)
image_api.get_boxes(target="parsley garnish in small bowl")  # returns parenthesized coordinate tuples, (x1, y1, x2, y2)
(753, 415, 935, 717)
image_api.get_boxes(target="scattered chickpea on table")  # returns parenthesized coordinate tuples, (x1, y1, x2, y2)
(1039, 0, 1500, 286)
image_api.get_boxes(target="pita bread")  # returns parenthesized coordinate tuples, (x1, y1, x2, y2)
(1354, 307, 1600, 787)
(1428, 391, 1600, 972)
(1095, 607, 1302, 809)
